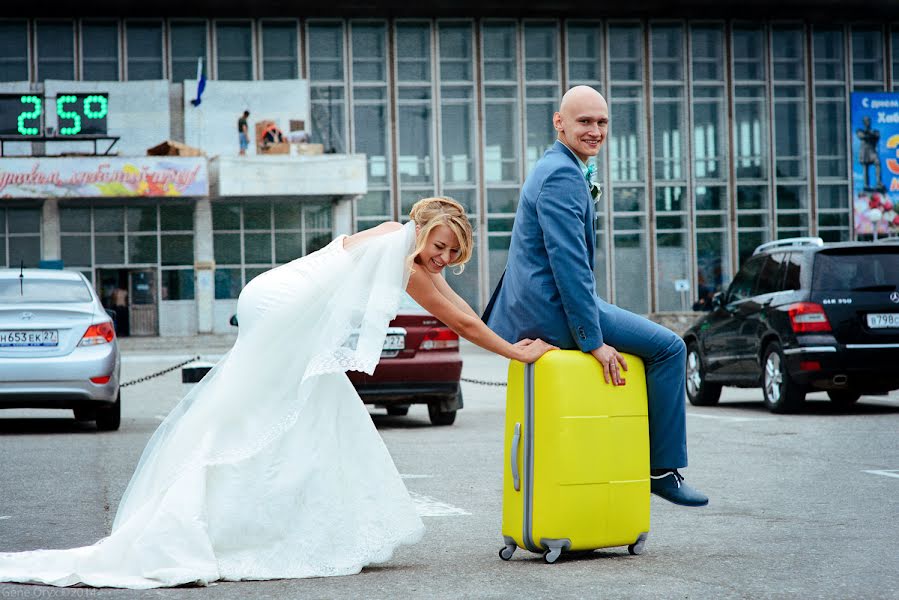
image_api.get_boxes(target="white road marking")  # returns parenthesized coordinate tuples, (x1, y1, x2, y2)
(400, 474, 434, 479)
(863, 469, 899, 479)
(0, 516, 11, 520)
(687, 412, 774, 423)
(408, 492, 470, 517)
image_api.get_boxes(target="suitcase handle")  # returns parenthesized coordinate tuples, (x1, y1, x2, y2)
(511, 422, 521, 491)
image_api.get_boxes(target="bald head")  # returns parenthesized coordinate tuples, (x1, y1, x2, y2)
(553, 86, 609, 162)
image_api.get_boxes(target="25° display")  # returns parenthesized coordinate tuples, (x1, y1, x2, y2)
(0, 93, 108, 137)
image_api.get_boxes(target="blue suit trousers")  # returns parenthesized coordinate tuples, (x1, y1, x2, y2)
(597, 299, 688, 469)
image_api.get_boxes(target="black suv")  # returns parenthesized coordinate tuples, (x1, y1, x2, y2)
(683, 237, 899, 413)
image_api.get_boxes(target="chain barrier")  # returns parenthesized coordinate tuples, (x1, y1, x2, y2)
(120, 355, 202, 388)
(121, 359, 503, 389)
(461, 377, 507, 387)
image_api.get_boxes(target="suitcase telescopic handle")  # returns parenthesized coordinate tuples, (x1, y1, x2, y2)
(511, 422, 521, 491)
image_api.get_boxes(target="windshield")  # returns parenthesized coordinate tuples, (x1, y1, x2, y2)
(0, 278, 94, 303)
(812, 250, 899, 291)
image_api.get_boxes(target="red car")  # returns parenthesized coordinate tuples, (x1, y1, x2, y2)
(347, 293, 463, 426)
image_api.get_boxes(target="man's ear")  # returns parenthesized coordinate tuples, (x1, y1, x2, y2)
(553, 112, 563, 132)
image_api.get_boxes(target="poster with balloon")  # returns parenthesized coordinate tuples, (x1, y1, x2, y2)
(850, 92, 899, 237)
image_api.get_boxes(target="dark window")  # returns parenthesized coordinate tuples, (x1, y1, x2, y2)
(126, 22, 164, 80)
(0, 21, 29, 81)
(727, 255, 765, 303)
(754, 252, 787, 295)
(82, 21, 119, 80)
(812, 250, 899, 291)
(783, 252, 802, 290)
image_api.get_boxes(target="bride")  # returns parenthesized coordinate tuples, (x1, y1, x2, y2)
(0, 197, 556, 589)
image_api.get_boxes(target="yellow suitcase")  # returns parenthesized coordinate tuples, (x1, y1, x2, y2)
(499, 349, 650, 563)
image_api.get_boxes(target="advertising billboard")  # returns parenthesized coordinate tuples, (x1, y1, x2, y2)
(850, 92, 899, 237)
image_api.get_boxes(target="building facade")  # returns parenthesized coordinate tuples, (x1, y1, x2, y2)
(2, 7, 898, 328)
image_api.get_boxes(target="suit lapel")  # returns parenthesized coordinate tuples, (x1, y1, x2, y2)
(552, 140, 596, 272)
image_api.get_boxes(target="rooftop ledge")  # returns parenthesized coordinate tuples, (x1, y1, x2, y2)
(209, 153, 367, 198)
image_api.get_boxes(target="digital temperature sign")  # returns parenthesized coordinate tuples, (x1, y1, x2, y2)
(0, 93, 109, 137)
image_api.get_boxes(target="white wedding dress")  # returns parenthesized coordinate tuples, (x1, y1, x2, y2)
(0, 222, 425, 588)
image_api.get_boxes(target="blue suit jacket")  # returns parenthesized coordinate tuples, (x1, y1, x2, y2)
(483, 140, 606, 352)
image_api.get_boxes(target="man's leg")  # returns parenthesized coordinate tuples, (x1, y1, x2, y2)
(599, 302, 708, 506)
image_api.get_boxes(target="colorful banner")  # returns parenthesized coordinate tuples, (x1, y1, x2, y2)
(850, 92, 899, 236)
(0, 157, 208, 198)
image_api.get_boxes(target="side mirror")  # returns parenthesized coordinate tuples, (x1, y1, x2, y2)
(711, 292, 723, 310)
(229, 314, 239, 327)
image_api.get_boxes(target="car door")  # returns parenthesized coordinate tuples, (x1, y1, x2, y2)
(703, 256, 765, 377)
(734, 252, 788, 379)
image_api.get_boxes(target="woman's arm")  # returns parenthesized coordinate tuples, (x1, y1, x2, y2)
(427, 271, 480, 320)
(406, 267, 554, 363)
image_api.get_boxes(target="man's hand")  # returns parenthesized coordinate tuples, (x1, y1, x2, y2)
(590, 343, 628, 385)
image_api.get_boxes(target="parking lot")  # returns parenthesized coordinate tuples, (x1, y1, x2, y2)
(0, 340, 897, 599)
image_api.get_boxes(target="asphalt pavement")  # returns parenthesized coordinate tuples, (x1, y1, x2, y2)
(0, 338, 897, 599)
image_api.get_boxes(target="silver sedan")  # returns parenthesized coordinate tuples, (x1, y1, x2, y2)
(0, 269, 121, 430)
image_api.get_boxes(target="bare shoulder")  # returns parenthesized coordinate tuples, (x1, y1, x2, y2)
(344, 221, 404, 250)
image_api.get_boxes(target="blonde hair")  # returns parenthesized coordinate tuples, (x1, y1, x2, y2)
(408, 197, 473, 274)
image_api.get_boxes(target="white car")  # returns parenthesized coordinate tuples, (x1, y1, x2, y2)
(0, 269, 121, 430)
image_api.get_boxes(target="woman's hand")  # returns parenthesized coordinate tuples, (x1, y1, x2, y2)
(513, 338, 559, 364)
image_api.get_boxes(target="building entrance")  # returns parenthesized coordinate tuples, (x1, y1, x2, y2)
(96, 268, 159, 337)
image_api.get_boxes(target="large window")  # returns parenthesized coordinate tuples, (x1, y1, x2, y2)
(0, 207, 41, 269)
(216, 21, 253, 80)
(82, 21, 119, 81)
(651, 23, 690, 312)
(772, 25, 810, 239)
(126, 21, 164, 80)
(691, 23, 730, 308)
(262, 21, 298, 80)
(307, 21, 348, 155)
(481, 21, 521, 296)
(36, 21, 75, 81)
(352, 20, 392, 230)
(0, 21, 29, 81)
(732, 24, 770, 265)
(438, 21, 480, 309)
(59, 203, 195, 300)
(395, 21, 436, 215)
(170, 21, 208, 82)
(212, 200, 332, 299)
(567, 21, 608, 300)
(609, 22, 649, 314)
(813, 26, 851, 242)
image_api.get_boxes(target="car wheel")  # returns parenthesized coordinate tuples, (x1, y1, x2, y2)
(761, 342, 805, 414)
(685, 342, 721, 406)
(96, 391, 121, 432)
(428, 403, 456, 426)
(386, 406, 409, 416)
(827, 390, 861, 407)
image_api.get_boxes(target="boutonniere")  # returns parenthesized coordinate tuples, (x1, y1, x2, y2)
(583, 163, 601, 201)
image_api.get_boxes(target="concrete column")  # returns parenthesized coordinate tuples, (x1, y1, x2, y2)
(332, 194, 357, 236)
(193, 198, 215, 333)
(41, 198, 61, 261)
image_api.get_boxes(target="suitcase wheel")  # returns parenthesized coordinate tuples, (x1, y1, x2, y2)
(628, 532, 649, 556)
(499, 544, 516, 561)
(543, 548, 562, 564)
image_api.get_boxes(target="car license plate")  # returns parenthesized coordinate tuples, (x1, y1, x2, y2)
(383, 335, 405, 350)
(0, 329, 59, 347)
(866, 313, 899, 329)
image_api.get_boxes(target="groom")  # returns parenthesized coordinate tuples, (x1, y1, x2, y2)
(483, 85, 708, 507)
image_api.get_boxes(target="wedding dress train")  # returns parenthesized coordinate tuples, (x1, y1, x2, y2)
(0, 222, 424, 588)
